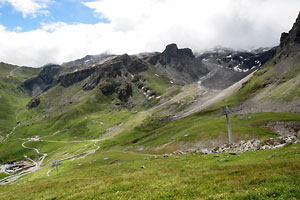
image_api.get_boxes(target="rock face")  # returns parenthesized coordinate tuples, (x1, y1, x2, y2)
(280, 12, 300, 48)
(117, 83, 132, 102)
(82, 54, 148, 92)
(148, 43, 209, 83)
(27, 97, 40, 109)
(58, 68, 95, 87)
(23, 64, 61, 97)
(198, 47, 276, 72)
(99, 80, 132, 102)
(159, 44, 195, 65)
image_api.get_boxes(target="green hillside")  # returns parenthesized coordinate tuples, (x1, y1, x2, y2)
(0, 143, 299, 199)
(1, 37, 300, 199)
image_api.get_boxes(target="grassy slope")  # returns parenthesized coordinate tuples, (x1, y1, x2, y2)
(0, 63, 40, 131)
(96, 52, 300, 153)
(2, 52, 300, 199)
(0, 62, 179, 163)
(0, 63, 40, 162)
(99, 110, 300, 153)
(221, 50, 300, 106)
(0, 143, 299, 199)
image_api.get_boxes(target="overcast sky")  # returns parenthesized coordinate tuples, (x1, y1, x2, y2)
(0, 0, 299, 67)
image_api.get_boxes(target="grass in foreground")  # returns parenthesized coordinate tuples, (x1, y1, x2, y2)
(0, 143, 299, 199)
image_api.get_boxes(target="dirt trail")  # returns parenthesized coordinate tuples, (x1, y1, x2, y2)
(2, 124, 20, 143)
(0, 130, 101, 185)
(6, 67, 20, 78)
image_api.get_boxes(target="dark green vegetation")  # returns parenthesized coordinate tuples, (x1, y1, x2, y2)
(0, 144, 299, 199)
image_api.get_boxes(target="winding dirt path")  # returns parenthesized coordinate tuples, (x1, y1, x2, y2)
(0, 132, 101, 185)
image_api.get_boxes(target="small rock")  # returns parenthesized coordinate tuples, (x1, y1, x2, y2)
(140, 166, 146, 169)
(184, 134, 189, 137)
(138, 146, 144, 151)
(219, 159, 227, 162)
(154, 155, 159, 159)
(163, 154, 169, 157)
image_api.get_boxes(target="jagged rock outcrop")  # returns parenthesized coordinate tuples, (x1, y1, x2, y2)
(27, 97, 40, 109)
(199, 47, 276, 71)
(280, 12, 300, 48)
(83, 54, 148, 91)
(23, 64, 61, 97)
(99, 80, 119, 95)
(159, 43, 195, 65)
(58, 68, 95, 87)
(117, 83, 132, 102)
(99, 79, 132, 102)
(149, 43, 209, 83)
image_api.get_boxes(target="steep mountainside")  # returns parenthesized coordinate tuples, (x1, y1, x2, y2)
(225, 12, 300, 113)
(0, 63, 40, 134)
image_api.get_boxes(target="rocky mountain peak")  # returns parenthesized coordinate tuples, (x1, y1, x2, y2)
(162, 43, 195, 59)
(158, 43, 195, 67)
(280, 11, 300, 48)
(163, 43, 179, 56)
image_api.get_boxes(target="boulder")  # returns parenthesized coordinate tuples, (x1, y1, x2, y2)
(27, 97, 40, 109)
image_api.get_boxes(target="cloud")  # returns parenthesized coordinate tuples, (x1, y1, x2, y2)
(0, 0, 300, 67)
(13, 26, 22, 32)
(0, 0, 52, 18)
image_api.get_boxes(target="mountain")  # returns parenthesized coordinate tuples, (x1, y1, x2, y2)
(0, 12, 300, 200)
(227, 12, 300, 113)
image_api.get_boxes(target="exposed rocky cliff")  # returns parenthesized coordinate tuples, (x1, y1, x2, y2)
(280, 12, 300, 48)
(58, 68, 95, 87)
(82, 54, 148, 92)
(23, 64, 61, 97)
(232, 12, 300, 114)
(147, 44, 209, 83)
(198, 47, 276, 72)
(22, 41, 278, 110)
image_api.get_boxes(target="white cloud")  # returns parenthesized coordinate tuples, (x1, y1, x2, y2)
(13, 26, 22, 32)
(0, 0, 300, 67)
(0, 0, 52, 18)
(40, 22, 67, 32)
